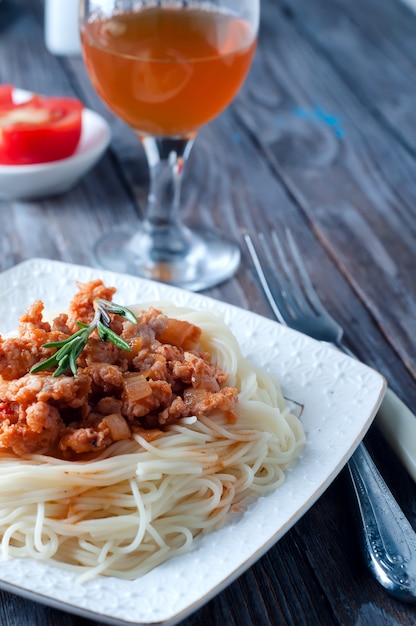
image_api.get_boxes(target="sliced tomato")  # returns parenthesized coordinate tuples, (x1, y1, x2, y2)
(0, 85, 14, 108)
(0, 91, 84, 165)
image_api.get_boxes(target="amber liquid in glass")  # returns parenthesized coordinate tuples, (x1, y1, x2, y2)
(81, 6, 256, 137)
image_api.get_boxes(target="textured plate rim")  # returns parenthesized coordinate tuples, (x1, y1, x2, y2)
(0, 258, 386, 626)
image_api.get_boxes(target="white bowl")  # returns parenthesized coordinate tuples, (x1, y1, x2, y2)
(0, 91, 111, 200)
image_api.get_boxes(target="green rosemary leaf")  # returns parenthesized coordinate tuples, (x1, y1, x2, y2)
(54, 354, 71, 378)
(54, 340, 78, 361)
(43, 327, 87, 349)
(42, 338, 72, 349)
(30, 298, 137, 377)
(31, 354, 59, 374)
(97, 321, 131, 351)
(98, 307, 111, 326)
(96, 299, 138, 325)
(66, 337, 85, 375)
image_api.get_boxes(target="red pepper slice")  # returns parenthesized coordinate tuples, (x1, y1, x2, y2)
(0, 85, 14, 108)
(0, 88, 84, 165)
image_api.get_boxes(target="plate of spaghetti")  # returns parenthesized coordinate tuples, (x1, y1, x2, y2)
(0, 258, 385, 625)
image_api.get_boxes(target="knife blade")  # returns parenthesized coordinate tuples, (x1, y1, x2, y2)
(333, 342, 416, 483)
(375, 388, 416, 483)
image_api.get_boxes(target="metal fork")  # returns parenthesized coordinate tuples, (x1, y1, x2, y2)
(244, 229, 416, 603)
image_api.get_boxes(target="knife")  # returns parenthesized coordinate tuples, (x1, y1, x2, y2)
(376, 388, 416, 483)
(332, 342, 416, 484)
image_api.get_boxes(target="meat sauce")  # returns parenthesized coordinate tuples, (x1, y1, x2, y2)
(0, 280, 238, 459)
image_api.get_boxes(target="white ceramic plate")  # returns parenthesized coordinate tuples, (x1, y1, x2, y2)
(0, 89, 111, 200)
(0, 258, 386, 625)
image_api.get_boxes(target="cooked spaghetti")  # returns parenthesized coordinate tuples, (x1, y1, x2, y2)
(0, 281, 305, 580)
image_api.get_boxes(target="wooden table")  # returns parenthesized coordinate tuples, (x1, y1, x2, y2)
(0, 0, 416, 624)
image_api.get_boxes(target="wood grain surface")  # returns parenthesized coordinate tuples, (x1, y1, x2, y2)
(0, 0, 415, 624)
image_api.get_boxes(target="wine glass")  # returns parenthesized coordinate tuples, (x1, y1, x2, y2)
(80, 0, 259, 291)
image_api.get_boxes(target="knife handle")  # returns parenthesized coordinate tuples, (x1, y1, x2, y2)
(375, 388, 416, 484)
(348, 443, 416, 601)
(337, 342, 416, 483)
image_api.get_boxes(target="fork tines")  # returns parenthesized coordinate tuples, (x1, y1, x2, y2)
(243, 229, 341, 342)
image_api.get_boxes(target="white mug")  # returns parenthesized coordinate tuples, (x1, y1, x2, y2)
(44, 0, 81, 56)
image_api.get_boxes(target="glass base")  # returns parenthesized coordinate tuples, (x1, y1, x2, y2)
(92, 225, 241, 291)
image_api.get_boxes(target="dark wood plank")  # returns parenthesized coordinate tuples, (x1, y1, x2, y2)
(231, 0, 416, 382)
(0, 0, 415, 625)
(279, 0, 416, 154)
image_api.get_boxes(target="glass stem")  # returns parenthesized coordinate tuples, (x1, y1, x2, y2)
(139, 136, 195, 262)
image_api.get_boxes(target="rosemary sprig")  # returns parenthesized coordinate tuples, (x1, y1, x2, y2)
(31, 298, 138, 377)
